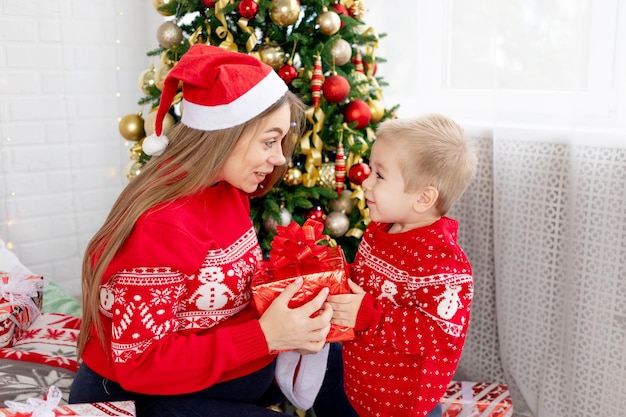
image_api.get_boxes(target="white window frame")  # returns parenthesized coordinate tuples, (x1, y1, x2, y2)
(371, 0, 626, 132)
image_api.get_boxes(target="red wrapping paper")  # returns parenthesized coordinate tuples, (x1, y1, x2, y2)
(440, 381, 513, 417)
(252, 220, 355, 345)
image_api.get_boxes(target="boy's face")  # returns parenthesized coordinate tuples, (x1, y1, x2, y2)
(362, 139, 421, 228)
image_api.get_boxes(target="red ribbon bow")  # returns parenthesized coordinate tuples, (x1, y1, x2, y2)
(269, 219, 331, 268)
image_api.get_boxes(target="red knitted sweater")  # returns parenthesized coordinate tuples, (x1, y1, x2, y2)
(343, 218, 473, 417)
(81, 182, 273, 395)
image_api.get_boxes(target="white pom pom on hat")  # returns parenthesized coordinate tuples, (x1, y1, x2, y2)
(142, 44, 288, 156)
(142, 133, 169, 156)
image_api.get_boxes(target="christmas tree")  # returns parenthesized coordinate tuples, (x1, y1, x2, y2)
(118, 0, 397, 261)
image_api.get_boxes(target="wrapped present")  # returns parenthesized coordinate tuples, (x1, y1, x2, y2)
(252, 219, 355, 345)
(440, 381, 513, 417)
(0, 312, 82, 372)
(0, 266, 44, 348)
(2, 386, 135, 417)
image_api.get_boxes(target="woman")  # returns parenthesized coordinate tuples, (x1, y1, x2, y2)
(69, 44, 354, 417)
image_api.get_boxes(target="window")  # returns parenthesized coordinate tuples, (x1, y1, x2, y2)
(368, 0, 625, 130)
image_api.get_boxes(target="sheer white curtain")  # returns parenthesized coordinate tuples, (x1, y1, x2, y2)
(449, 129, 626, 417)
(366, 1, 626, 416)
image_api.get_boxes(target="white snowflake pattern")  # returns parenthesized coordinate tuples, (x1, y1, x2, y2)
(113, 286, 127, 300)
(227, 258, 254, 306)
(150, 287, 175, 305)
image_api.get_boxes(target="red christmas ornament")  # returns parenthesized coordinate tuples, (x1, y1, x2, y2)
(322, 74, 350, 103)
(311, 55, 324, 107)
(335, 142, 346, 193)
(365, 60, 378, 77)
(277, 63, 298, 84)
(331, 3, 349, 28)
(202, 0, 215, 7)
(307, 206, 327, 222)
(348, 162, 371, 186)
(343, 99, 371, 129)
(238, 0, 258, 19)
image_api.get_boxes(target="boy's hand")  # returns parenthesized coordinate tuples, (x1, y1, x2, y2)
(328, 280, 366, 328)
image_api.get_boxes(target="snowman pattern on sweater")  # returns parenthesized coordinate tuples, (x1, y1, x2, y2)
(189, 266, 235, 310)
(435, 284, 463, 319)
(99, 227, 261, 363)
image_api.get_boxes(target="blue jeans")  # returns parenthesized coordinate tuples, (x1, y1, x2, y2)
(427, 402, 443, 417)
(69, 343, 357, 417)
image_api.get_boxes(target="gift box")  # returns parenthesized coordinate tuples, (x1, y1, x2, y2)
(2, 386, 135, 416)
(439, 381, 513, 417)
(252, 219, 354, 345)
(0, 266, 44, 348)
(0, 312, 82, 372)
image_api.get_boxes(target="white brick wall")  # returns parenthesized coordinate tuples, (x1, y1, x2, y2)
(0, 1, 162, 296)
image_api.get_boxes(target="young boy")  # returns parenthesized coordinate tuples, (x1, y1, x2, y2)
(329, 114, 477, 417)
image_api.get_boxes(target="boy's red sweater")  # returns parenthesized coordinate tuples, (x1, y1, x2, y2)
(344, 218, 473, 417)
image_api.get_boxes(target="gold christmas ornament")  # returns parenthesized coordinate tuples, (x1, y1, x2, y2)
(284, 167, 303, 186)
(368, 98, 385, 123)
(330, 189, 357, 214)
(157, 21, 183, 48)
(258, 43, 286, 70)
(317, 162, 337, 189)
(126, 160, 143, 181)
(351, 70, 370, 96)
(154, 63, 173, 91)
(329, 39, 352, 66)
(118, 112, 146, 142)
(144, 110, 176, 136)
(263, 207, 292, 233)
(152, 0, 177, 16)
(138, 66, 156, 94)
(325, 210, 350, 237)
(269, 0, 301, 27)
(317, 10, 341, 36)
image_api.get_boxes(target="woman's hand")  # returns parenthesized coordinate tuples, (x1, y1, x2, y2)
(259, 277, 332, 353)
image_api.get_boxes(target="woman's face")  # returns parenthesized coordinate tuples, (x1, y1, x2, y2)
(216, 102, 291, 193)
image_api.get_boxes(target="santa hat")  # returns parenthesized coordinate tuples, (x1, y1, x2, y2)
(142, 44, 288, 156)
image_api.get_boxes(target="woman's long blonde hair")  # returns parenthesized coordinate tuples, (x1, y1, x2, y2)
(77, 91, 305, 357)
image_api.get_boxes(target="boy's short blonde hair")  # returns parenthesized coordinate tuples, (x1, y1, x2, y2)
(374, 114, 477, 215)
